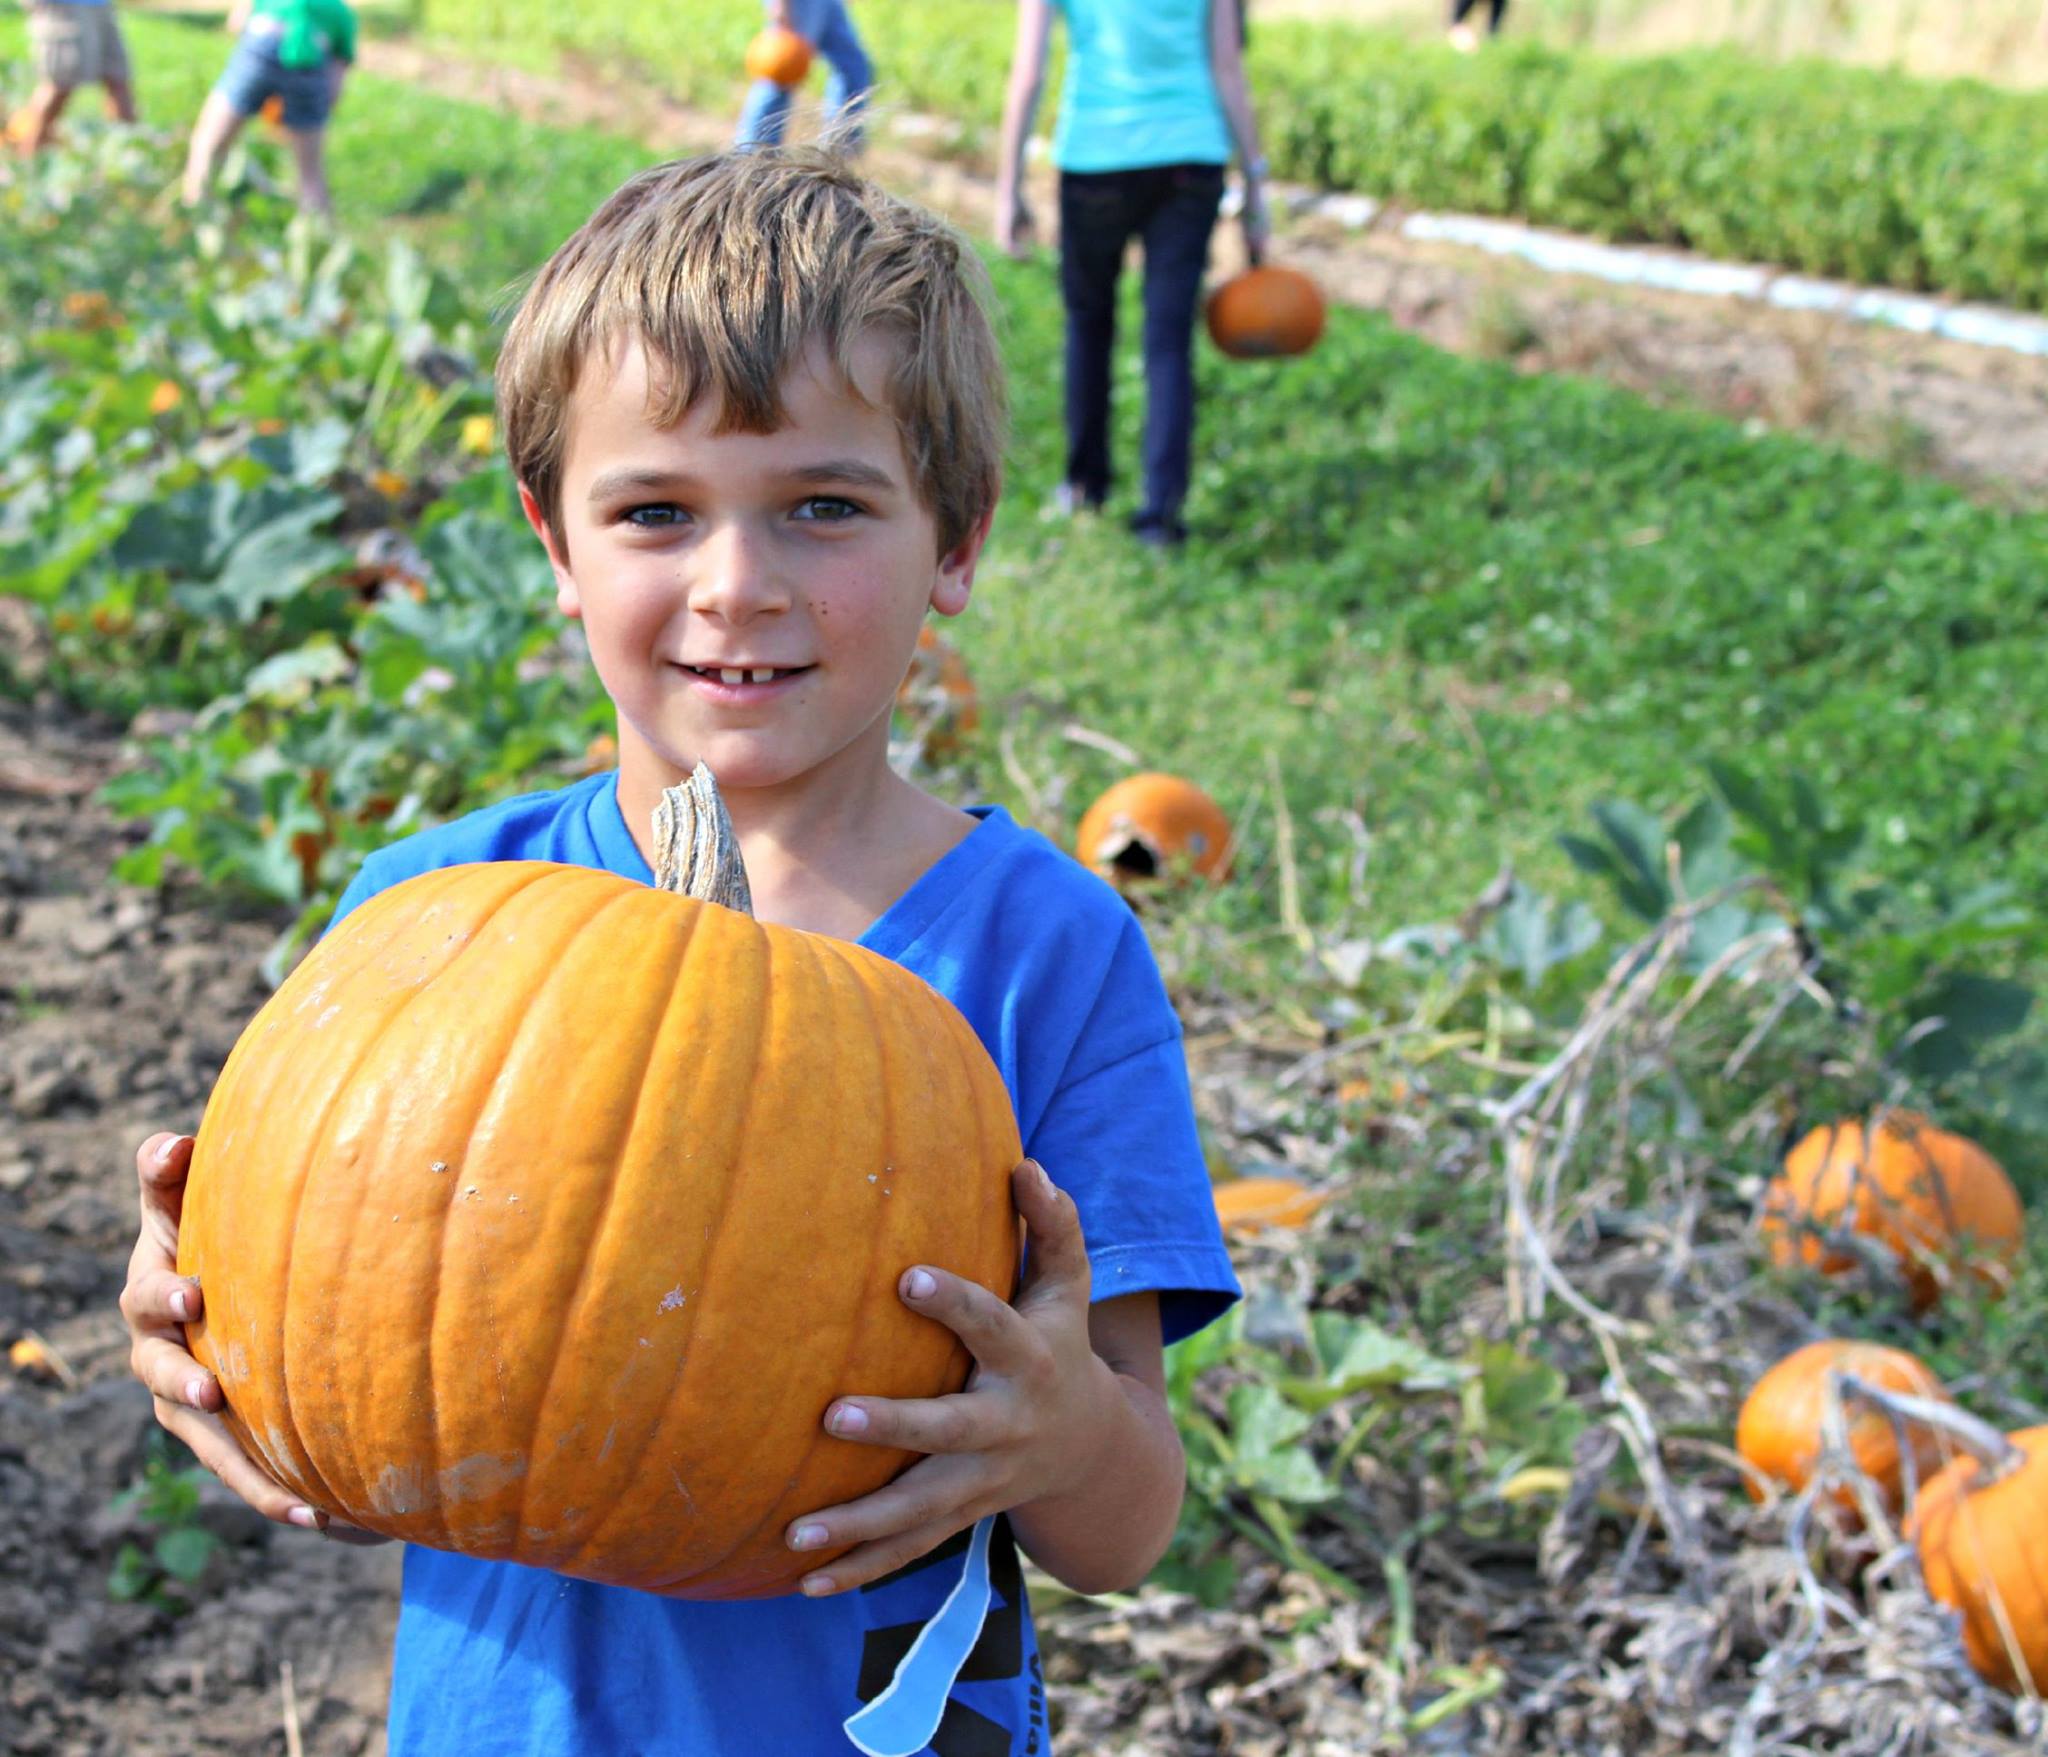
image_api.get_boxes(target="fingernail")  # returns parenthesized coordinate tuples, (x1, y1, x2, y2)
(789, 1522, 828, 1550)
(830, 1403, 869, 1436)
(902, 1268, 936, 1301)
(287, 1506, 322, 1529)
(801, 1574, 835, 1597)
(157, 1137, 182, 1165)
(170, 1287, 191, 1321)
(184, 1375, 208, 1407)
(1033, 1161, 1055, 1194)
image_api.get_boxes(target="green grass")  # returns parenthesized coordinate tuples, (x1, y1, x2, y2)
(9, 12, 2047, 967)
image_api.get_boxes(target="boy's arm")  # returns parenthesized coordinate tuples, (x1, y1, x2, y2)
(783, 1161, 1188, 1598)
(1208, 0, 1271, 259)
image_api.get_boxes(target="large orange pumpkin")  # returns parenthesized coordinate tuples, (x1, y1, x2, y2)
(1760, 1113, 2024, 1310)
(179, 767, 1021, 1599)
(1734, 1339, 1949, 1512)
(1205, 264, 1325, 360)
(1075, 773, 1232, 887)
(744, 26, 813, 88)
(1910, 1419, 2048, 1696)
(895, 624, 980, 758)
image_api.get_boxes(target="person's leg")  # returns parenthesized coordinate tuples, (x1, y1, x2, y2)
(1057, 172, 1141, 510)
(810, 0, 874, 147)
(1488, 0, 1508, 33)
(100, 14, 136, 120)
(181, 89, 249, 206)
(1447, 0, 1480, 51)
(103, 78, 138, 123)
(735, 77, 793, 147)
(18, 82, 71, 152)
(1134, 164, 1223, 542)
(285, 128, 331, 216)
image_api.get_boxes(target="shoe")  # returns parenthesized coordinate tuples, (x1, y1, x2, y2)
(1448, 21, 1479, 52)
(1129, 511, 1188, 549)
(1047, 482, 1104, 519)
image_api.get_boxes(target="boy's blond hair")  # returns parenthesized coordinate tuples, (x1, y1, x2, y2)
(497, 148, 1006, 557)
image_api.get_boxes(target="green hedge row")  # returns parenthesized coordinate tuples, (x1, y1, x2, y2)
(415, 0, 2048, 311)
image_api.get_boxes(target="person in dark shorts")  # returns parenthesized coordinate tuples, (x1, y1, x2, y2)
(995, 0, 1269, 549)
(181, 0, 355, 216)
(11, 0, 138, 153)
(1448, 0, 1507, 53)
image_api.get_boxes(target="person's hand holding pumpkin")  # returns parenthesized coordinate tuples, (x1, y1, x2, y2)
(782, 1158, 1171, 1597)
(118, 1131, 389, 1544)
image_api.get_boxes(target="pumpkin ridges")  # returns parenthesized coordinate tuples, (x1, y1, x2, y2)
(557, 898, 782, 1581)
(256, 865, 572, 1523)
(644, 924, 897, 1593)
(507, 887, 711, 1567)
(323, 866, 621, 1543)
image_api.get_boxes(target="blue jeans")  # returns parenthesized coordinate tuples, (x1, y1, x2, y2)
(1057, 162, 1225, 528)
(734, 0, 872, 148)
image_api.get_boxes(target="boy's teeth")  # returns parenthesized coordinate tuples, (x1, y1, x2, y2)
(720, 668, 746, 685)
(748, 668, 775, 684)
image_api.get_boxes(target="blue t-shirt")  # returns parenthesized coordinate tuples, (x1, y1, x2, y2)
(1051, 0, 1231, 174)
(326, 770, 1240, 1756)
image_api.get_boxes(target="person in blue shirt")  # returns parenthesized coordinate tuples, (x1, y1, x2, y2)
(995, 0, 1271, 549)
(117, 145, 1239, 1755)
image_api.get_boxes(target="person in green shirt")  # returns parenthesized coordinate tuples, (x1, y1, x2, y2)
(180, 0, 356, 216)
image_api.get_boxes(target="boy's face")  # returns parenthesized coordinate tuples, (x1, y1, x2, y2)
(524, 333, 988, 805)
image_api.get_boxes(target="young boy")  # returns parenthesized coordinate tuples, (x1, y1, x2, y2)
(118, 147, 1239, 1753)
(12, 0, 137, 154)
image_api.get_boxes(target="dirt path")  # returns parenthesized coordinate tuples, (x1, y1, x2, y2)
(349, 34, 2048, 505)
(0, 679, 400, 1757)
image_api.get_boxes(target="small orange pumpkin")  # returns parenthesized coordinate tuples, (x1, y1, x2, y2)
(1075, 773, 1231, 887)
(261, 94, 286, 129)
(1212, 1176, 1327, 1238)
(1734, 1339, 1949, 1511)
(1761, 1113, 2023, 1310)
(1910, 1420, 2048, 1696)
(896, 625, 980, 757)
(178, 768, 1021, 1599)
(1205, 264, 1325, 360)
(744, 26, 813, 89)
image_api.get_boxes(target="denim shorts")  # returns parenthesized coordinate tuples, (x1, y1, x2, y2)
(215, 24, 334, 131)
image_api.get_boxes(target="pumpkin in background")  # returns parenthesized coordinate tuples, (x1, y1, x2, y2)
(261, 94, 286, 129)
(1076, 773, 1232, 887)
(1213, 1175, 1327, 1238)
(895, 624, 980, 758)
(1910, 1420, 2048, 1696)
(1760, 1113, 2023, 1310)
(178, 767, 1021, 1600)
(1734, 1339, 1949, 1512)
(1205, 264, 1325, 360)
(744, 27, 813, 88)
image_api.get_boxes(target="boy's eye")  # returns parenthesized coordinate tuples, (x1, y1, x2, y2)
(623, 503, 687, 529)
(793, 497, 863, 523)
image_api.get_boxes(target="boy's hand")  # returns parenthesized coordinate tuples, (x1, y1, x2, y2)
(119, 1133, 388, 1544)
(785, 1160, 1118, 1595)
(994, 188, 1035, 260)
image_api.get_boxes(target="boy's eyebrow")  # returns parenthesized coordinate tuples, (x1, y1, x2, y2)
(583, 459, 902, 502)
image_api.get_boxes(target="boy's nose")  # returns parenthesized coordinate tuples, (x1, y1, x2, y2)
(687, 521, 793, 621)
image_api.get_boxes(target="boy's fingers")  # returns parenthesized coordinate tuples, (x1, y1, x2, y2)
(1012, 1160, 1091, 1305)
(820, 1390, 1001, 1457)
(130, 1332, 220, 1412)
(133, 1132, 193, 1253)
(898, 1264, 1028, 1367)
(151, 1402, 324, 1529)
(797, 1516, 965, 1598)
(120, 1265, 203, 1330)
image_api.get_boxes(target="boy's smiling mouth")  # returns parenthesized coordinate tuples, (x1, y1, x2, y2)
(677, 663, 816, 688)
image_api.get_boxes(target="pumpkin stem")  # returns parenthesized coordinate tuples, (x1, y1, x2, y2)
(652, 763, 754, 916)
(1834, 1373, 2024, 1484)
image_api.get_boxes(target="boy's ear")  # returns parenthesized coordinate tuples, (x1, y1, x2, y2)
(517, 481, 582, 619)
(929, 501, 998, 618)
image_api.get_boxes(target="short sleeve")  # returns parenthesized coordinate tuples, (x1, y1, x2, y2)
(1028, 1033, 1238, 1346)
